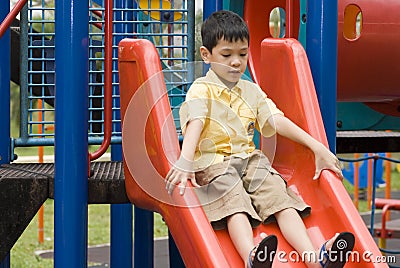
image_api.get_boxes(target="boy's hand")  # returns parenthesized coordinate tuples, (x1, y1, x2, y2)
(312, 144, 344, 180)
(165, 156, 201, 195)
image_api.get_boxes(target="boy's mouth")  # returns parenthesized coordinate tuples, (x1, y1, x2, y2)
(228, 69, 241, 74)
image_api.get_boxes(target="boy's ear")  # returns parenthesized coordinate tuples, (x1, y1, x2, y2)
(200, 46, 211, 64)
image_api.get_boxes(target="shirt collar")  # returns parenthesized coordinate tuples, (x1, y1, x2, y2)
(205, 69, 245, 96)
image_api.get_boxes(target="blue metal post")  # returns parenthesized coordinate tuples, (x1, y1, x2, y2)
(167, 1, 196, 267)
(306, 0, 338, 152)
(202, 0, 222, 75)
(110, 2, 133, 267)
(111, 202, 133, 267)
(369, 157, 378, 235)
(168, 231, 185, 267)
(125, 2, 155, 267)
(0, 0, 11, 166)
(134, 207, 154, 267)
(54, 0, 89, 266)
(0, 255, 9, 268)
(203, 0, 223, 20)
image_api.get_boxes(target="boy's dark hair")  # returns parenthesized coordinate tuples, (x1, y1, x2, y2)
(201, 10, 249, 53)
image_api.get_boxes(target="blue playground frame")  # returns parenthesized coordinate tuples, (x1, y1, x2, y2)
(0, 0, 337, 267)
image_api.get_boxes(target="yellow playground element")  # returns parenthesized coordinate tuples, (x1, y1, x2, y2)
(137, 0, 183, 22)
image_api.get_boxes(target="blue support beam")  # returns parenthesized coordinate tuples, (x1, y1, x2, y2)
(306, 0, 338, 152)
(134, 207, 154, 267)
(0, 1, 11, 265)
(0, 0, 11, 166)
(168, 231, 185, 268)
(166, 1, 196, 267)
(120, 2, 155, 267)
(111, 203, 133, 267)
(110, 1, 134, 266)
(203, 0, 223, 20)
(54, 0, 89, 266)
(202, 0, 222, 75)
(0, 254, 10, 268)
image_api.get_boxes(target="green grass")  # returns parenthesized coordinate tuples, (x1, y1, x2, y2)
(11, 200, 54, 268)
(14, 146, 55, 159)
(10, 200, 168, 267)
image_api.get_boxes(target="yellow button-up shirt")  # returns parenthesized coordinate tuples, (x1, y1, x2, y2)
(179, 70, 283, 170)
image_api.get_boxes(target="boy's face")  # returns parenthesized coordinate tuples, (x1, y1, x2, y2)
(200, 38, 249, 86)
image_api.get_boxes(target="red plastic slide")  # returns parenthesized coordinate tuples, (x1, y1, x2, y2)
(118, 38, 387, 267)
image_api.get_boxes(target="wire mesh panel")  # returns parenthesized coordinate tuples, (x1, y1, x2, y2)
(26, 0, 55, 141)
(89, 2, 107, 137)
(15, 0, 193, 149)
(110, 0, 192, 134)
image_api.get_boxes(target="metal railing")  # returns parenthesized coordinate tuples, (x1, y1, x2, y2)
(339, 154, 400, 262)
(0, 0, 26, 38)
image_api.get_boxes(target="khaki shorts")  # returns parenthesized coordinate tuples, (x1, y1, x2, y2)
(194, 149, 311, 230)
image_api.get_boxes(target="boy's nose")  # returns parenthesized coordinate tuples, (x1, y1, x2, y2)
(231, 58, 241, 67)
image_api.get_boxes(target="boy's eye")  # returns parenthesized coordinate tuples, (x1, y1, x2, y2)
(240, 53, 248, 57)
(222, 54, 230, 57)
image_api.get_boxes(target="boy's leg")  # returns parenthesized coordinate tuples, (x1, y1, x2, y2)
(227, 212, 255, 263)
(227, 212, 277, 267)
(275, 208, 319, 267)
(275, 208, 339, 268)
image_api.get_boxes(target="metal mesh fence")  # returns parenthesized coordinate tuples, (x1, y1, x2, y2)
(16, 0, 193, 148)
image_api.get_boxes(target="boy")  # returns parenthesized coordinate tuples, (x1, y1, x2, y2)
(165, 10, 354, 268)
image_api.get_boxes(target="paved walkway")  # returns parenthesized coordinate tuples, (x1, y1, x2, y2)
(36, 238, 170, 267)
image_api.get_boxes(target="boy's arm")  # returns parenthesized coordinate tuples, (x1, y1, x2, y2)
(267, 114, 343, 180)
(165, 119, 203, 195)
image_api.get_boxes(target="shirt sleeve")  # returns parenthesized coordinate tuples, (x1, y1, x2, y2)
(256, 87, 284, 137)
(179, 82, 209, 134)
